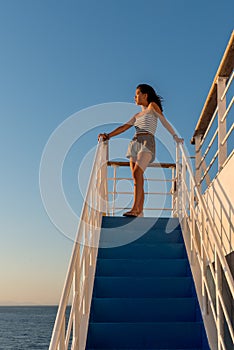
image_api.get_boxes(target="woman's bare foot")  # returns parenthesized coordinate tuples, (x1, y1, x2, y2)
(123, 210, 144, 217)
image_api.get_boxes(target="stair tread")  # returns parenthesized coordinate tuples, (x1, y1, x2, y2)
(90, 297, 197, 322)
(87, 322, 203, 348)
(99, 243, 184, 247)
(99, 227, 183, 246)
(93, 276, 193, 298)
(96, 258, 188, 276)
(98, 243, 185, 248)
(101, 216, 180, 229)
(88, 322, 204, 326)
(98, 243, 186, 259)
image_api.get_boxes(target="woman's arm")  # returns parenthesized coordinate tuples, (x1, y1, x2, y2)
(150, 102, 183, 143)
(98, 115, 136, 141)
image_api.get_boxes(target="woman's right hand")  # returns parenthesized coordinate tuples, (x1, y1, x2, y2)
(98, 133, 109, 142)
(173, 135, 184, 143)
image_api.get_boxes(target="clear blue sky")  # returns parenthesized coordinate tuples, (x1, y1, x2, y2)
(0, 0, 233, 305)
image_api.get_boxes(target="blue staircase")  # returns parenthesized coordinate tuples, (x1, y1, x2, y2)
(86, 217, 210, 350)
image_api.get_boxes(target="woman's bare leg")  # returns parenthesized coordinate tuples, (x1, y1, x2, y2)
(131, 152, 151, 214)
(127, 157, 136, 212)
(129, 157, 136, 174)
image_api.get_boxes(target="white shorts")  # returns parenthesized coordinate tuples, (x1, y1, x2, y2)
(126, 134, 155, 163)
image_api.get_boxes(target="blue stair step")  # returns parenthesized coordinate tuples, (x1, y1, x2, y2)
(96, 258, 189, 277)
(90, 297, 197, 322)
(99, 227, 183, 245)
(135, 228, 182, 243)
(86, 217, 210, 350)
(86, 322, 203, 349)
(93, 276, 193, 298)
(99, 217, 182, 247)
(98, 243, 186, 259)
(101, 217, 180, 231)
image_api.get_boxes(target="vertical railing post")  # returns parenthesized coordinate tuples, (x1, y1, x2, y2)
(195, 134, 202, 194)
(171, 167, 176, 217)
(179, 145, 187, 237)
(84, 212, 90, 316)
(112, 165, 118, 216)
(217, 76, 228, 169)
(73, 249, 80, 349)
(189, 176, 195, 266)
(81, 246, 90, 332)
(98, 138, 109, 216)
(175, 142, 180, 217)
(58, 318, 65, 350)
(104, 141, 109, 215)
(182, 151, 187, 217)
(201, 210, 208, 315)
(215, 249, 224, 350)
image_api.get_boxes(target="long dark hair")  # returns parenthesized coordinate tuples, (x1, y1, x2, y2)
(137, 83, 163, 112)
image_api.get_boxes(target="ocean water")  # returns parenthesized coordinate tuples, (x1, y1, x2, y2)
(0, 306, 59, 350)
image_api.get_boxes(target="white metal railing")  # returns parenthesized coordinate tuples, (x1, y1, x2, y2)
(49, 136, 234, 350)
(177, 142, 234, 350)
(49, 139, 108, 350)
(106, 160, 177, 217)
(195, 71, 233, 192)
(49, 138, 180, 349)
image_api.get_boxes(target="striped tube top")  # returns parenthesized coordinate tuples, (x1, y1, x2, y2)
(134, 109, 158, 135)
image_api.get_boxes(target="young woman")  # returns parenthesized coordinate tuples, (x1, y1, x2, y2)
(98, 83, 183, 217)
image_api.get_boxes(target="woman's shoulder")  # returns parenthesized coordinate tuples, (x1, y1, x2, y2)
(134, 111, 144, 119)
(148, 102, 163, 116)
(127, 112, 140, 125)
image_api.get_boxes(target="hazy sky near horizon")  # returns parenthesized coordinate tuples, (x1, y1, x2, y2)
(0, 0, 233, 305)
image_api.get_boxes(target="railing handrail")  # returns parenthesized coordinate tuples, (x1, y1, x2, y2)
(107, 160, 176, 168)
(49, 140, 108, 350)
(107, 159, 177, 216)
(49, 137, 234, 350)
(178, 142, 234, 349)
(198, 69, 233, 151)
(194, 74, 233, 190)
(191, 31, 234, 145)
(191, 32, 233, 192)
(179, 143, 234, 298)
(221, 69, 234, 101)
(199, 106, 218, 149)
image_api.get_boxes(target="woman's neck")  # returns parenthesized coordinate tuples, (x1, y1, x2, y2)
(141, 103, 149, 111)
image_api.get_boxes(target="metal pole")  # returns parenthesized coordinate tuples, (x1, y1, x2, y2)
(112, 165, 118, 216)
(195, 135, 202, 194)
(73, 250, 80, 349)
(215, 248, 224, 350)
(175, 143, 180, 216)
(217, 76, 228, 170)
